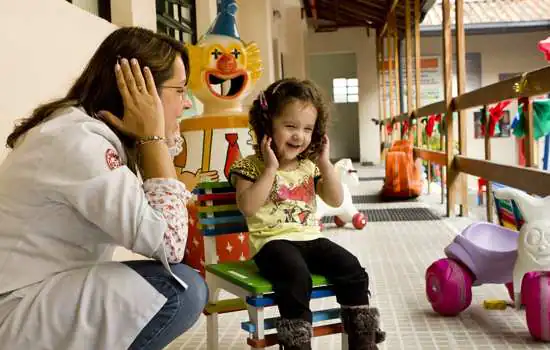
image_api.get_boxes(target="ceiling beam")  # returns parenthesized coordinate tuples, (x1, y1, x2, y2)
(356, 0, 386, 11)
(325, 1, 385, 24)
(380, 0, 401, 36)
(317, 6, 378, 26)
(304, 0, 410, 32)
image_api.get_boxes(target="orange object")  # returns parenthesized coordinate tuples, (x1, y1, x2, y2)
(382, 139, 423, 198)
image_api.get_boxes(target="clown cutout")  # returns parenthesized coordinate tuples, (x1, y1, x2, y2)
(186, 1, 262, 116)
(175, 0, 262, 275)
(174, 0, 262, 191)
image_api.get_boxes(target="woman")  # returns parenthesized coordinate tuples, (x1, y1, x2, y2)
(0, 27, 207, 350)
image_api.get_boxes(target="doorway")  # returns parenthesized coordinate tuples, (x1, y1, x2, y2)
(308, 53, 360, 161)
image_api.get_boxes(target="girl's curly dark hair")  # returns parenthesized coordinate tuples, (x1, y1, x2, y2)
(249, 78, 330, 161)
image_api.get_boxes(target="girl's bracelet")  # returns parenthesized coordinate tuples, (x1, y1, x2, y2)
(136, 135, 166, 146)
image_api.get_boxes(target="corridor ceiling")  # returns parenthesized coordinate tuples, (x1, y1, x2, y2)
(302, 0, 437, 32)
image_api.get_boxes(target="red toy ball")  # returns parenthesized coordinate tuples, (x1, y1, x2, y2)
(334, 216, 346, 227)
(352, 213, 367, 229)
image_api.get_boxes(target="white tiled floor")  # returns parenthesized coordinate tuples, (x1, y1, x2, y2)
(166, 165, 550, 349)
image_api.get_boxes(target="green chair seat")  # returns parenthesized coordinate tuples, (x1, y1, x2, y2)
(206, 260, 330, 294)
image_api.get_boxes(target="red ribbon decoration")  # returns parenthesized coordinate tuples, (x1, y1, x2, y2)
(538, 36, 550, 61)
(482, 100, 512, 137)
(402, 120, 409, 136)
(386, 121, 393, 134)
(426, 114, 441, 137)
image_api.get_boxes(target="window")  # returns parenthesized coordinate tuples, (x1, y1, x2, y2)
(156, 0, 197, 44)
(66, 0, 111, 21)
(332, 78, 359, 103)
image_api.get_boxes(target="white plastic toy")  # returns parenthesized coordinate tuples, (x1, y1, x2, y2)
(493, 187, 550, 309)
(316, 158, 367, 230)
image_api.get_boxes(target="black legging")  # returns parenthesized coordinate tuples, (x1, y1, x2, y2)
(253, 238, 370, 323)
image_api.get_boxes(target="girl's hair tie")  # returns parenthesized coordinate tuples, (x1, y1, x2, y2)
(259, 91, 268, 111)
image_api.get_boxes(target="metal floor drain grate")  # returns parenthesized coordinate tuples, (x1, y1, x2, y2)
(352, 194, 419, 204)
(322, 207, 440, 223)
(352, 195, 382, 203)
(359, 176, 385, 182)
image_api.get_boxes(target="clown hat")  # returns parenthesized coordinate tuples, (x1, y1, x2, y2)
(206, 0, 240, 40)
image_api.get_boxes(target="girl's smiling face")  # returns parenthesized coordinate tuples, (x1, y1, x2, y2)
(271, 99, 318, 165)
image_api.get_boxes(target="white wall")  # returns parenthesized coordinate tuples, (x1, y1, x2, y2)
(237, 0, 275, 103)
(110, 0, 157, 32)
(307, 27, 381, 165)
(280, 0, 308, 79)
(0, 0, 116, 163)
(0, 0, 164, 261)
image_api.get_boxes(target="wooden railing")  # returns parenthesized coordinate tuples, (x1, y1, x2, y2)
(385, 65, 550, 217)
(378, 0, 550, 218)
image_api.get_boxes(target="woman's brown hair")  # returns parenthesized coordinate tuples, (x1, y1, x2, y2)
(248, 78, 330, 161)
(6, 27, 189, 151)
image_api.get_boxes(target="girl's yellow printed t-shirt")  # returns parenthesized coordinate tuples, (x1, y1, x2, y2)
(229, 154, 323, 255)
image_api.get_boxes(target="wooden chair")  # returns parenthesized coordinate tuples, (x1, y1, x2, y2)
(196, 181, 347, 349)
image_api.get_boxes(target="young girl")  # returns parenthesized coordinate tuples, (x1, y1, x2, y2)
(229, 78, 385, 350)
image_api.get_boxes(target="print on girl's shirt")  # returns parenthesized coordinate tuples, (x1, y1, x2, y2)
(271, 174, 315, 225)
(273, 175, 315, 204)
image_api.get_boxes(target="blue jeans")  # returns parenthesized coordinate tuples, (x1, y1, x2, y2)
(123, 261, 208, 350)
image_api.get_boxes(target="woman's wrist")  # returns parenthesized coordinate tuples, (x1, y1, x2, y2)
(136, 135, 166, 146)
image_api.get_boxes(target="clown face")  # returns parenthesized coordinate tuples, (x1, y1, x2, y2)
(203, 37, 248, 99)
(187, 34, 262, 115)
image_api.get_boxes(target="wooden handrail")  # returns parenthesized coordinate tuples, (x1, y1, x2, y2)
(454, 156, 550, 196)
(413, 148, 446, 165)
(454, 66, 550, 111)
(415, 101, 446, 119)
(383, 65, 550, 125)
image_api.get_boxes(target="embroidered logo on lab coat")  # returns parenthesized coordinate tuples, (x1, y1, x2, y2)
(105, 149, 121, 170)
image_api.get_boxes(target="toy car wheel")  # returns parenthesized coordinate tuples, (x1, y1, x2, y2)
(352, 213, 367, 229)
(523, 272, 550, 341)
(334, 216, 346, 227)
(504, 272, 539, 306)
(425, 258, 473, 316)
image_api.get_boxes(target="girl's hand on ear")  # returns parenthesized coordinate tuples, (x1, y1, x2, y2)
(318, 134, 331, 167)
(261, 135, 279, 171)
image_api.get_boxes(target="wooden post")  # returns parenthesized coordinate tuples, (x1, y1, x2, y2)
(442, 0, 456, 217)
(377, 30, 387, 161)
(388, 31, 395, 142)
(414, 0, 428, 191)
(482, 105, 494, 223)
(405, 0, 413, 140)
(520, 97, 536, 167)
(455, 0, 468, 217)
(394, 31, 401, 119)
(392, 13, 401, 139)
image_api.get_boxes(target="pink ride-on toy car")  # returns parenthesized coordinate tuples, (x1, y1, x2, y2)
(425, 221, 519, 316)
(425, 183, 550, 342)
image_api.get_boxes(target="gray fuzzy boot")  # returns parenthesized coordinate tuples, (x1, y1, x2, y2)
(341, 306, 386, 350)
(276, 318, 312, 350)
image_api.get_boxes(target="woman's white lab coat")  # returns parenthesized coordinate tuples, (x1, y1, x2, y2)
(0, 107, 186, 349)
